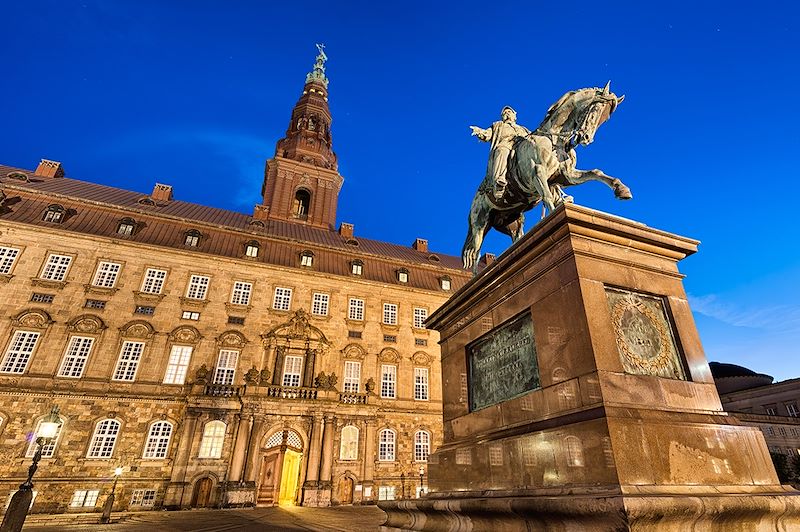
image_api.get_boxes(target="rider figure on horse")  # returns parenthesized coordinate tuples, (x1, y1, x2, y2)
(470, 106, 531, 199)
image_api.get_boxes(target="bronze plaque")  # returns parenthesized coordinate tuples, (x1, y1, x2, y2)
(467, 312, 539, 411)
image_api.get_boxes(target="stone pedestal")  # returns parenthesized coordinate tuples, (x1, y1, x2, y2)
(380, 204, 800, 531)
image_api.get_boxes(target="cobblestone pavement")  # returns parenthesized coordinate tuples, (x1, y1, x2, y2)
(23, 506, 387, 532)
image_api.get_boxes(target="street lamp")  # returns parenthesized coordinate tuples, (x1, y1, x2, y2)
(100, 466, 124, 524)
(400, 472, 406, 499)
(1, 406, 61, 532)
(419, 466, 425, 497)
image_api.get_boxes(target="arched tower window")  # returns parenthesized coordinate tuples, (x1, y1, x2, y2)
(293, 189, 311, 220)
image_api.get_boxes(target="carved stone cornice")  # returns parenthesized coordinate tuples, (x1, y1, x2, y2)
(132, 291, 166, 304)
(30, 278, 67, 290)
(84, 284, 119, 296)
(66, 314, 106, 333)
(224, 302, 252, 314)
(0, 274, 12, 283)
(11, 309, 53, 329)
(179, 297, 208, 309)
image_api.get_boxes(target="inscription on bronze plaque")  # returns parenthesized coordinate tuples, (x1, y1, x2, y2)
(467, 312, 539, 411)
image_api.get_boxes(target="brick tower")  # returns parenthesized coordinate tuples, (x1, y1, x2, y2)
(259, 44, 343, 230)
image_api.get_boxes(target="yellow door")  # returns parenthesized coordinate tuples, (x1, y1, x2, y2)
(278, 449, 301, 506)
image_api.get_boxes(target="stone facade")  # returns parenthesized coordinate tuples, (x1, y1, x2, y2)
(0, 53, 467, 515)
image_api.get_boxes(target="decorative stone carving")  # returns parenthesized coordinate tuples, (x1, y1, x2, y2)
(244, 366, 260, 385)
(605, 288, 686, 380)
(217, 331, 247, 349)
(263, 310, 330, 346)
(119, 320, 155, 339)
(315, 371, 338, 391)
(169, 325, 202, 344)
(410, 351, 432, 367)
(30, 278, 67, 290)
(195, 364, 210, 384)
(365, 377, 376, 394)
(259, 368, 271, 383)
(66, 314, 106, 333)
(341, 343, 366, 360)
(377, 348, 401, 363)
(11, 309, 53, 329)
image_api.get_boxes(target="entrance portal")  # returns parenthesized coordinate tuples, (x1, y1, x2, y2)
(338, 476, 354, 505)
(257, 429, 304, 506)
(191, 477, 213, 508)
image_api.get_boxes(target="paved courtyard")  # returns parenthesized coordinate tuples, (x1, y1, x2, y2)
(22, 506, 387, 532)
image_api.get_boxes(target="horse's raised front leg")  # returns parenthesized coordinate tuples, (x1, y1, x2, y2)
(461, 193, 492, 272)
(564, 168, 633, 200)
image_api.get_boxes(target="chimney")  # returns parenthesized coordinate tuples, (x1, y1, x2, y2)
(338, 222, 354, 239)
(35, 159, 64, 178)
(412, 238, 428, 253)
(480, 253, 496, 267)
(151, 183, 173, 202)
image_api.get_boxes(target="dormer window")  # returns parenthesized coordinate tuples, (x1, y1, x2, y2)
(351, 259, 363, 276)
(245, 241, 260, 258)
(184, 230, 201, 247)
(300, 250, 314, 267)
(117, 218, 136, 236)
(293, 189, 311, 220)
(397, 268, 409, 284)
(42, 204, 65, 223)
(440, 276, 452, 291)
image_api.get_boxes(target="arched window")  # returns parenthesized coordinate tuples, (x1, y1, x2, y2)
(26, 416, 65, 458)
(143, 421, 173, 459)
(42, 204, 65, 223)
(300, 250, 314, 267)
(293, 189, 311, 219)
(116, 218, 136, 236)
(350, 259, 363, 276)
(378, 428, 396, 461)
(244, 241, 260, 258)
(198, 420, 226, 458)
(87, 419, 120, 458)
(184, 229, 202, 247)
(339, 425, 359, 460)
(414, 431, 430, 462)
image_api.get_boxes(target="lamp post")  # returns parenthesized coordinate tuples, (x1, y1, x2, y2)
(1, 406, 61, 532)
(418, 466, 425, 497)
(100, 466, 124, 524)
(400, 472, 406, 499)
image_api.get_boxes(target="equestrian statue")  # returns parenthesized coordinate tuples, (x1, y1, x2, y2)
(462, 82, 630, 271)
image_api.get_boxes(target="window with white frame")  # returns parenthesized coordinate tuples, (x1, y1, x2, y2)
(116, 218, 135, 236)
(396, 269, 409, 283)
(57, 336, 95, 378)
(213, 349, 239, 385)
(0, 247, 21, 275)
(414, 431, 431, 462)
(378, 486, 396, 501)
(130, 489, 157, 507)
(788, 403, 799, 417)
(40, 254, 72, 281)
(379, 429, 396, 461)
(383, 303, 398, 325)
(273, 287, 292, 311)
(413, 307, 428, 329)
(339, 425, 359, 460)
(230, 281, 252, 306)
(351, 260, 363, 276)
(348, 298, 364, 321)
(140, 268, 167, 294)
(42, 205, 65, 223)
(300, 251, 314, 267)
(143, 421, 173, 459)
(181, 310, 200, 321)
(440, 276, 451, 291)
(70, 490, 99, 508)
(26, 417, 64, 458)
(1, 331, 40, 374)
(381, 364, 397, 399)
(186, 275, 210, 300)
(414, 367, 429, 401)
(87, 419, 120, 458)
(163, 345, 193, 384)
(184, 230, 201, 247)
(198, 420, 226, 458)
(343, 361, 361, 393)
(244, 242, 259, 258)
(311, 292, 329, 316)
(92, 261, 121, 288)
(112, 341, 145, 381)
(282, 355, 303, 387)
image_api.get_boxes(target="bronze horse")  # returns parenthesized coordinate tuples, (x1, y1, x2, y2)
(461, 83, 631, 271)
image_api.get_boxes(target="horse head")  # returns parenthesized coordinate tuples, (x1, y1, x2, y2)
(539, 82, 624, 147)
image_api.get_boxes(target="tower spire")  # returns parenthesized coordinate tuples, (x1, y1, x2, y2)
(306, 43, 329, 88)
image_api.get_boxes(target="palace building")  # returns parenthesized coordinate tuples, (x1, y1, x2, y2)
(0, 50, 469, 513)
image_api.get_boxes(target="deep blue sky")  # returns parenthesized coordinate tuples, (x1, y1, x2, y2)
(2, 1, 799, 380)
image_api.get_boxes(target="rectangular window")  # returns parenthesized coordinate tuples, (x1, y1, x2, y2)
(414, 367, 429, 401)
(348, 330, 362, 339)
(230, 281, 252, 306)
(181, 311, 200, 321)
(214, 349, 239, 385)
(130, 489, 157, 507)
(415, 338, 428, 347)
(57, 336, 95, 378)
(381, 365, 397, 399)
(227, 316, 245, 325)
(383, 303, 398, 325)
(0, 247, 20, 275)
(282, 355, 303, 387)
(766, 405, 778, 416)
(787, 404, 799, 417)
(413, 307, 428, 329)
(141, 268, 167, 294)
(134, 305, 155, 315)
(273, 287, 292, 311)
(378, 486, 396, 501)
(343, 361, 361, 392)
(0, 331, 40, 374)
(69, 490, 99, 508)
(311, 292, 329, 316)
(383, 334, 396, 343)
(30, 293, 55, 303)
(85, 299, 106, 310)
(164, 345, 193, 384)
(348, 298, 364, 321)
(40, 254, 72, 281)
(186, 275, 210, 300)
(112, 341, 145, 381)
(92, 261, 121, 288)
